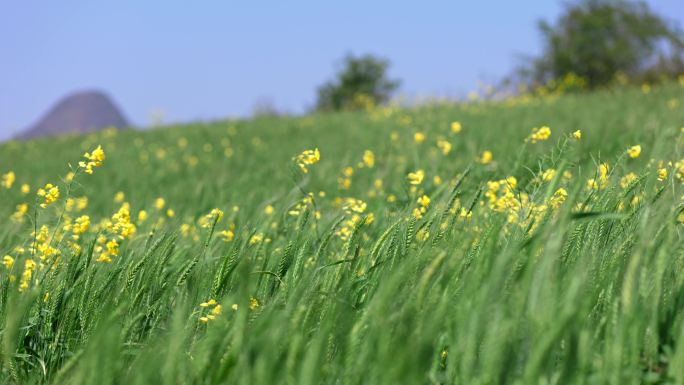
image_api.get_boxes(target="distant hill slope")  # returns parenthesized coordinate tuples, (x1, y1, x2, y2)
(17, 90, 129, 139)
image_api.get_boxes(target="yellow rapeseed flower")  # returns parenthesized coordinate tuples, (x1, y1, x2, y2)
(573, 130, 581, 140)
(2, 255, 14, 269)
(72, 215, 91, 236)
(1, 171, 15, 189)
(19, 259, 36, 291)
(200, 299, 217, 308)
(10, 203, 28, 223)
(342, 198, 367, 214)
(114, 191, 125, 203)
(451, 121, 462, 134)
(199, 208, 224, 228)
(658, 168, 668, 182)
(550, 188, 568, 209)
(541, 169, 556, 182)
(480, 151, 493, 165)
(363, 150, 375, 168)
(295, 148, 321, 173)
(407, 169, 425, 185)
(137, 210, 148, 223)
(437, 139, 452, 155)
(249, 233, 264, 245)
(37, 183, 60, 208)
(414, 132, 426, 144)
(219, 230, 234, 242)
(620, 172, 638, 189)
(417, 195, 430, 208)
(627, 145, 641, 159)
(526, 126, 551, 144)
(79, 145, 106, 174)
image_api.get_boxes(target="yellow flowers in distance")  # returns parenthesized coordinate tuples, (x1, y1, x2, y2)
(587, 163, 610, 190)
(417, 195, 430, 208)
(37, 183, 60, 208)
(550, 188, 568, 209)
(627, 145, 641, 159)
(114, 191, 125, 203)
(1, 171, 15, 189)
(480, 151, 493, 165)
(573, 130, 582, 140)
(200, 208, 224, 228)
(249, 233, 265, 245)
(363, 150, 375, 168)
(79, 145, 106, 174)
(413, 194, 431, 219)
(2, 255, 14, 269)
(199, 299, 222, 323)
(10, 203, 28, 223)
(295, 148, 321, 173)
(72, 215, 91, 238)
(437, 139, 452, 155)
(451, 121, 462, 134)
(219, 230, 235, 242)
(526, 126, 551, 144)
(658, 168, 668, 182)
(264, 205, 275, 215)
(407, 169, 425, 185)
(414, 132, 426, 144)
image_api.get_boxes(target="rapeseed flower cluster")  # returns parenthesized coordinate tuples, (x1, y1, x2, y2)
(199, 208, 224, 228)
(362, 150, 375, 168)
(37, 183, 60, 208)
(2, 171, 15, 189)
(437, 139, 452, 155)
(199, 299, 222, 323)
(337, 198, 370, 241)
(407, 169, 425, 185)
(526, 126, 552, 144)
(295, 148, 321, 173)
(79, 145, 106, 174)
(413, 194, 430, 220)
(627, 145, 641, 159)
(96, 203, 136, 263)
(480, 151, 493, 165)
(11, 203, 28, 223)
(587, 163, 610, 190)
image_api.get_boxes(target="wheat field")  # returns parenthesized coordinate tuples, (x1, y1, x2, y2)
(1, 82, 684, 384)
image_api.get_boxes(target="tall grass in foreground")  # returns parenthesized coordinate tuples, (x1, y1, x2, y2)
(0, 83, 684, 383)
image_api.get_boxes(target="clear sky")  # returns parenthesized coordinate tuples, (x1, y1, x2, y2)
(1, 0, 682, 140)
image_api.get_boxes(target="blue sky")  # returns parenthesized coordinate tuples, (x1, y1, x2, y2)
(1, 1, 682, 139)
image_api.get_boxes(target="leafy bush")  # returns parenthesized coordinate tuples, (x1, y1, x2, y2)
(315, 54, 400, 111)
(521, 0, 684, 88)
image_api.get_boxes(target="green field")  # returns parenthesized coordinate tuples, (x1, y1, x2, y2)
(1, 83, 684, 384)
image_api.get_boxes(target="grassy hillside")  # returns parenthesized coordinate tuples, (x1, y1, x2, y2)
(1, 83, 684, 384)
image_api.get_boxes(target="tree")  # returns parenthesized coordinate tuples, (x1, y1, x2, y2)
(523, 0, 684, 88)
(315, 54, 400, 111)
